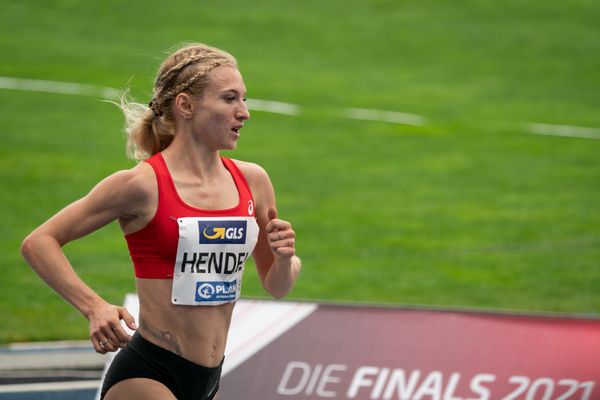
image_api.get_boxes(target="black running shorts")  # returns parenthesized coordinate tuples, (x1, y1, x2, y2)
(100, 332, 222, 399)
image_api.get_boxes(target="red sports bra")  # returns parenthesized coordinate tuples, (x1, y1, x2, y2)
(125, 152, 257, 279)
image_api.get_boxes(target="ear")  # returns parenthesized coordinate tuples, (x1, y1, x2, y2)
(174, 92, 194, 119)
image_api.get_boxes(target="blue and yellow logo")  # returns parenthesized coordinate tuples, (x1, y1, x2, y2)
(198, 220, 247, 244)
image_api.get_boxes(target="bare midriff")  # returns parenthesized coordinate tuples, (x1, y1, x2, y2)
(135, 278, 234, 368)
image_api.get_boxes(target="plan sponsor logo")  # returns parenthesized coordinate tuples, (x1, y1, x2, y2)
(195, 281, 238, 302)
(199, 220, 247, 244)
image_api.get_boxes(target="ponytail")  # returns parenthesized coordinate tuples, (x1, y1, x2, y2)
(118, 92, 175, 162)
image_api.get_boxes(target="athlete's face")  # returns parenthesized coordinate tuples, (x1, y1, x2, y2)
(190, 66, 250, 150)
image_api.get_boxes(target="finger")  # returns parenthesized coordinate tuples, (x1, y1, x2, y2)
(267, 220, 292, 234)
(93, 337, 107, 354)
(97, 335, 115, 354)
(120, 307, 138, 331)
(103, 336, 118, 352)
(107, 320, 133, 347)
(268, 205, 278, 221)
(100, 328, 122, 351)
(111, 324, 132, 347)
(274, 246, 296, 257)
(271, 237, 295, 250)
(270, 235, 295, 254)
(266, 206, 283, 233)
(269, 230, 295, 242)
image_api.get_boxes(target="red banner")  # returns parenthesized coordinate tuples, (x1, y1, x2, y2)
(220, 302, 600, 400)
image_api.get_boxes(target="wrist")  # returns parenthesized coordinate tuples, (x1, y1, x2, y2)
(273, 255, 301, 273)
(80, 296, 109, 320)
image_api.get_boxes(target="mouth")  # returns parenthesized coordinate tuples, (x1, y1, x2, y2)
(231, 125, 243, 136)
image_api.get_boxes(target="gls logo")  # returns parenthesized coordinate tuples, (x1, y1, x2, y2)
(198, 220, 247, 244)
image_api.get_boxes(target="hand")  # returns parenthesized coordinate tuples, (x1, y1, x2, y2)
(266, 205, 296, 261)
(88, 302, 137, 354)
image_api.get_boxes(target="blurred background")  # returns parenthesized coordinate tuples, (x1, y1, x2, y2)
(1, 0, 599, 344)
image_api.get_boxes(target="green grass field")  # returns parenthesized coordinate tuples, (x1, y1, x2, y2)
(1, 0, 599, 343)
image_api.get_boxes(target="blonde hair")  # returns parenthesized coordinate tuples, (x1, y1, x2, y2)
(120, 43, 238, 161)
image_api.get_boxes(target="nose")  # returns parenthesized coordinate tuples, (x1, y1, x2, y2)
(237, 101, 250, 121)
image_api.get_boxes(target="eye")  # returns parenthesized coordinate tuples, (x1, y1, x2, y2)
(242, 97, 247, 102)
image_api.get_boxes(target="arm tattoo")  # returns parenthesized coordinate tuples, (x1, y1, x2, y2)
(139, 320, 182, 356)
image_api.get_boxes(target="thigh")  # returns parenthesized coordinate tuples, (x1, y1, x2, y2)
(104, 378, 177, 400)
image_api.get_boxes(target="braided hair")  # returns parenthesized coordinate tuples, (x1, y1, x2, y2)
(119, 43, 237, 161)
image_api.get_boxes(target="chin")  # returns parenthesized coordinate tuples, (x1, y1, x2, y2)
(223, 142, 238, 151)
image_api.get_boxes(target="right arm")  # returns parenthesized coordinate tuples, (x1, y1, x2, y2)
(20, 167, 152, 353)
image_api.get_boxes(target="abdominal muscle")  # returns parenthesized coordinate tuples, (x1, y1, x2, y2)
(135, 278, 234, 368)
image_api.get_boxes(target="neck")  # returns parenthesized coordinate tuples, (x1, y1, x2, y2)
(161, 135, 223, 179)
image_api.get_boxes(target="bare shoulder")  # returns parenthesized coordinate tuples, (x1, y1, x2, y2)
(230, 159, 275, 205)
(114, 161, 156, 196)
(101, 161, 150, 188)
(91, 161, 156, 211)
(230, 159, 271, 186)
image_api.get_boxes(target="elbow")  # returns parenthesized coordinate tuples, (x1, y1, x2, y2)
(20, 231, 51, 264)
(20, 232, 42, 265)
(20, 233, 35, 261)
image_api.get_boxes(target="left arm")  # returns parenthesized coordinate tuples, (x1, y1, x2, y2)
(260, 205, 302, 298)
(237, 161, 301, 298)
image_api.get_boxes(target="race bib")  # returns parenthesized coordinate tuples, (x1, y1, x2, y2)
(172, 216, 259, 306)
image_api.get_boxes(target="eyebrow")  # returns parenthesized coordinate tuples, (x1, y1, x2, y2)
(222, 88, 247, 97)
